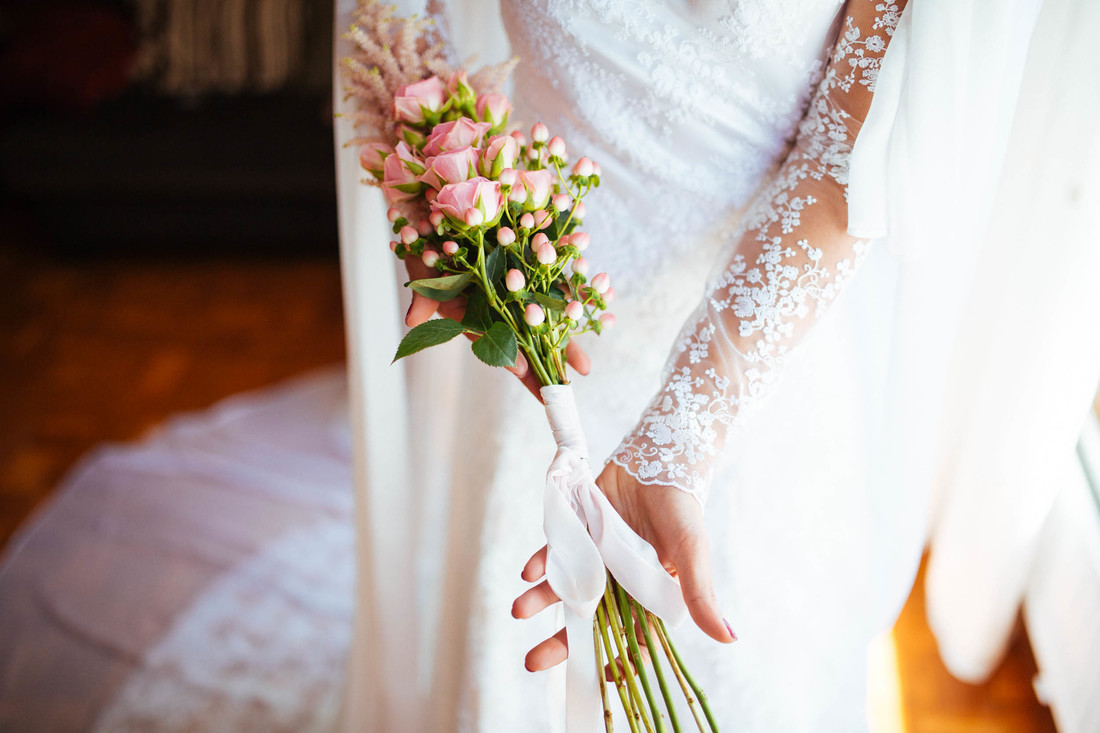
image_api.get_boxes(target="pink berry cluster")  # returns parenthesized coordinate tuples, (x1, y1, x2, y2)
(360, 71, 615, 383)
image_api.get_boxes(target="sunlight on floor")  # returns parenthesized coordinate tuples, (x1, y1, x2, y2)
(867, 630, 906, 733)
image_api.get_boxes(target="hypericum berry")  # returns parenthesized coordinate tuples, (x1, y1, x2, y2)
(417, 218, 433, 236)
(510, 131, 527, 146)
(532, 232, 549, 249)
(572, 157, 595, 177)
(573, 201, 587, 219)
(429, 211, 445, 228)
(509, 186, 526, 203)
(533, 210, 553, 229)
(387, 207, 401, 223)
(464, 208, 485, 227)
(505, 268, 525, 292)
(573, 257, 590, 276)
(599, 313, 616, 328)
(442, 240, 459, 255)
(499, 168, 518, 187)
(526, 147, 539, 161)
(604, 287, 615, 304)
(536, 243, 556, 265)
(497, 227, 516, 246)
(564, 300, 583, 321)
(389, 241, 398, 252)
(524, 303, 546, 326)
(591, 272, 611, 294)
(531, 122, 549, 143)
(547, 136, 566, 158)
(422, 250, 440, 267)
(569, 232, 590, 251)
(552, 194, 571, 212)
(400, 225, 418, 245)
(519, 212, 535, 229)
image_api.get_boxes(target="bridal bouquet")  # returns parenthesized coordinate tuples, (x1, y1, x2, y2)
(342, 3, 718, 731)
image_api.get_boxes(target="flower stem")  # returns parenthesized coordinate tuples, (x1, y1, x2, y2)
(594, 617, 614, 733)
(656, 619, 720, 733)
(605, 582, 656, 733)
(650, 617, 708, 732)
(598, 601, 641, 733)
(615, 583, 667, 733)
(632, 600, 682, 733)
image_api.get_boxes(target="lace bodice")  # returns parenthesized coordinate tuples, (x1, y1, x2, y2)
(612, 0, 906, 504)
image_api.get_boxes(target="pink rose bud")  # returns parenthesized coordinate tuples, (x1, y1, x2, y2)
(510, 131, 527, 146)
(429, 211, 445, 228)
(572, 157, 595, 177)
(573, 257, 590, 276)
(442, 240, 459, 255)
(532, 232, 549, 248)
(499, 168, 518, 187)
(524, 303, 546, 326)
(531, 122, 549, 143)
(387, 207, 401, 223)
(360, 142, 391, 177)
(569, 232, 590, 251)
(505, 268, 526, 292)
(604, 287, 616, 304)
(519, 212, 535, 229)
(422, 250, 440, 267)
(564, 300, 583, 320)
(591, 272, 611, 294)
(574, 201, 587, 219)
(464, 208, 485, 227)
(497, 227, 516, 246)
(400, 225, 419, 245)
(599, 313, 616, 328)
(552, 194, 571, 212)
(393, 76, 446, 124)
(547, 136, 566, 157)
(536, 243, 556, 265)
(417, 218, 433, 236)
(475, 93, 511, 127)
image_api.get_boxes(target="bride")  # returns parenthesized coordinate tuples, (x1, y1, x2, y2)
(338, 0, 1100, 731)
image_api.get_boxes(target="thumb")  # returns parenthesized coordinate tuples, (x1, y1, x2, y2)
(669, 535, 736, 644)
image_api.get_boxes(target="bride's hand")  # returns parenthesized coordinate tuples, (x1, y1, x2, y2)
(512, 461, 736, 672)
(403, 258, 590, 400)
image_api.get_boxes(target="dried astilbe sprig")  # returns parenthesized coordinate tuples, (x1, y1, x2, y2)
(341, 0, 517, 145)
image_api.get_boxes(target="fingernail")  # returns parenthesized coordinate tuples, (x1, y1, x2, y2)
(724, 618, 737, 642)
(405, 303, 413, 324)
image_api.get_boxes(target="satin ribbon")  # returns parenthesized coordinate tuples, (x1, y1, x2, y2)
(540, 385, 689, 733)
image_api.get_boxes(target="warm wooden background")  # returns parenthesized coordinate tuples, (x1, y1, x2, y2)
(0, 226, 1057, 732)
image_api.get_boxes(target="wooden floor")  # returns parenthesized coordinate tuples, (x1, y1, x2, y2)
(0, 235, 1058, 731)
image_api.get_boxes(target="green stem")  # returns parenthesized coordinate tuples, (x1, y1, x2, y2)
(656, 619, 719, 733)
(598, 601, 640, 733)
(616, 583, 667, 733)
(605, 582, 655, 733)
(632, 601, 682, 733)
(594, 617, 614, 733)
(651, 618, 707, 732)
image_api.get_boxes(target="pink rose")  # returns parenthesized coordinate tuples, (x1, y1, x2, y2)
(381, 142, 426, 205)
(515, 169, 554, 211)
(359, 142, 391, 179)
(423, 118, 492, 156)
(446, 70, 476, 107)
(393, 76, 446, 124)
(475, 93, 511, 128)
(421, 147, 479, 190)
(479, 135, 519, 179)
(432, 177, 504, 228)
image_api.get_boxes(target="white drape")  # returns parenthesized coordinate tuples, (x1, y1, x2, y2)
(333, 1, 1100, 729)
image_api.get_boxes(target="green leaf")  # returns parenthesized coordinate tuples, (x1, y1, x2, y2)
(461, 289, 494, 333)
(393, 318, 465, 362)
(408, 272, 473, 301)
(470, 321, 518, 368)
(532, 292, 567, 311)
(485, 246, 506, 291)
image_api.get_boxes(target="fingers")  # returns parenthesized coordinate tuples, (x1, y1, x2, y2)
(405, 292, 440, 327)
(512, 580, 561, 619)
(668, 535, 736, 643)
(565, 339, 590, 376)
(522, 545, 547, 582)
(525, 627, 568, 672)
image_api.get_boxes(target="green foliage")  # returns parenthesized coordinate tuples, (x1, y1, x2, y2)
(461, 290, 495, 333)
(408, 272, 473, 301)
(393, 318, 465, 362)
(532, 292, 567, 311)
(470, 321, 518, 367)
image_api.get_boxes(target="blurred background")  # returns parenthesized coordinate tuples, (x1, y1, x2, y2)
(0, 0, 1088, 731)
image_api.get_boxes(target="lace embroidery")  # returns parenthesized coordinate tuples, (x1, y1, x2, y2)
(612, 0, 901, 503)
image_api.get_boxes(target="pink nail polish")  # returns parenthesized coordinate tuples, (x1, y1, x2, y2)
(723, 619, 737, 642)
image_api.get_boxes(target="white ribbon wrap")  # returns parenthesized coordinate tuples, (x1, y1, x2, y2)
(540, 385, 689, 733)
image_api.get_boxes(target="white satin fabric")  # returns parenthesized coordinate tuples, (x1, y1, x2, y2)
(335, 1, 1100, 732)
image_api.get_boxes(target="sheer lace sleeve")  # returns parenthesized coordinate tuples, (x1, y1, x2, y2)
(611, 0, 907, 506)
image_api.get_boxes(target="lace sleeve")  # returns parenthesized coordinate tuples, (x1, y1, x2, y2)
(611, 0, 907, 506)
